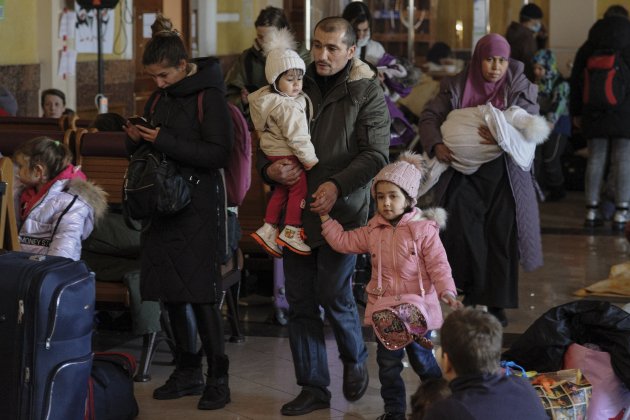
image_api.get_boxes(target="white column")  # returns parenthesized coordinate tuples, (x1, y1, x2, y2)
(197, 0, 217, 56)
(37, 0, 76, 115)
(472, 0, 489, 50)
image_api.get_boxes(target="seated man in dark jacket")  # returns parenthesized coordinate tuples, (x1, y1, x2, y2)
(423, 308, 547, 420)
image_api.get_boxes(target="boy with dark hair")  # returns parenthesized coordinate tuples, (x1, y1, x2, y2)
(423, 308, 547, 420)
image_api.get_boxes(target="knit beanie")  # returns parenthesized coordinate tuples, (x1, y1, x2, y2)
(264, 28, 306, 85)
(371, 152, 426, 207)
(0, 87, 17, 116)
(520, 3, 543, 20)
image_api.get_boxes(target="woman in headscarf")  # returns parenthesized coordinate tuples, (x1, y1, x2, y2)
(533, 49, 571, 201)
(418, 33, 542, 327)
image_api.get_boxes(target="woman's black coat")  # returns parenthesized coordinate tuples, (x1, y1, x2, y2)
(128, 57, 233, 303)
(570, 15, 630, 139)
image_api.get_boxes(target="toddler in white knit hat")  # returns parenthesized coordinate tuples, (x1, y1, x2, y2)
(249, 28, 318, 257)
(319, 152, 462, 419)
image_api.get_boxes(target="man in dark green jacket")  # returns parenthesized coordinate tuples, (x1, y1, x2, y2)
(259, 16, 390, 417)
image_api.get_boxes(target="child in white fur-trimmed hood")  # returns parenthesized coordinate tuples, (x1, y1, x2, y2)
(418, 103, 551, 197)
(319, 152, 463, 419)
(14, 136, 107, 261)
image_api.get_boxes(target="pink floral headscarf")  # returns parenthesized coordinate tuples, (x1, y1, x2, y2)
(461, 33, 511, 109)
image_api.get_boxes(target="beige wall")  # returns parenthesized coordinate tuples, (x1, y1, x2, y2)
(216, 0, 282, 55)
(549, 0, 595, 77)
(435, 0, 550, 53)
(435, 0, 473, 51)
(0, 0, 39, 65)
(2, 0, 628, 114)
(431, 0, 611, 77)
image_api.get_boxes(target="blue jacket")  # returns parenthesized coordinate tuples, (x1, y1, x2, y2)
(424, 373, 547, 420)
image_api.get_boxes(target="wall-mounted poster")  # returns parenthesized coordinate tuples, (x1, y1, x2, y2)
(75, 2, 115, 53)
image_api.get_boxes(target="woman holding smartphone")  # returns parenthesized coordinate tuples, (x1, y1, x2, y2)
(123, 14, 233, 411)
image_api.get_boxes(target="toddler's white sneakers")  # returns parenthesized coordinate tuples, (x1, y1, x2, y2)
(251, 223, 282, 258)
(276, 226, 311, 255)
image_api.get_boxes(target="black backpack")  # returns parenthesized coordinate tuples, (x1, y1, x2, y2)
(583, 50, 630, 110)
(122, 93, 196, 226)
(122, 142, 193, 222)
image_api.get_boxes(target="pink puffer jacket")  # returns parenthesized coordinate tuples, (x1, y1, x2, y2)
(321, 206, 456, 328)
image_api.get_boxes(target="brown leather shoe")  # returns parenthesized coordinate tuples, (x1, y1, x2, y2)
(280, 389, 330, 416)
(343, 362, 369, 401)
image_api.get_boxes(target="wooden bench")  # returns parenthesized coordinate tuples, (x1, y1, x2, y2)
(0, 157, 19, 251)
(61, 113, 93, 131)
(74, 129, 128, 204)
(0, 116, 66, 131)
(0, 128, 73, 158)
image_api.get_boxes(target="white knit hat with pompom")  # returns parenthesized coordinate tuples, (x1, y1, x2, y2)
(263, 28, 306, 85)
(371, 152, 427, 207)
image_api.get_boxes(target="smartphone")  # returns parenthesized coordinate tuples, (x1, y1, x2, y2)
(127, 116, 154, 129)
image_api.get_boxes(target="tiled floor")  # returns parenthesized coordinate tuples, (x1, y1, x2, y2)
(96, 191, 630, 419)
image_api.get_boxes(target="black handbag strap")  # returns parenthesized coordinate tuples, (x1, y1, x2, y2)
(46, 194, 78, 255)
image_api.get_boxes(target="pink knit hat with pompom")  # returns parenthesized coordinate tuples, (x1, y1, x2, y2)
(371, 152, 426, 206)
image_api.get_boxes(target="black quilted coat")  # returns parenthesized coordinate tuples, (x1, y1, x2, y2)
(570, 15, 630, 139)
(127, 57, 233, 303)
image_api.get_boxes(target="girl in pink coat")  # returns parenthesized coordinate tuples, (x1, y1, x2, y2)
(320, 152, 462, 419)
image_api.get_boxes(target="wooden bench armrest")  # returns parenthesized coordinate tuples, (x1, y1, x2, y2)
(95, 281, 131, 307)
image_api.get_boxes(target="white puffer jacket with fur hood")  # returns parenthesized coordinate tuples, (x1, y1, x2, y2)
(18, 177, 107, 261)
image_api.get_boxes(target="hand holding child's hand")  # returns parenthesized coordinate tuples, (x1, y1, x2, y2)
(441, 292, 463, 310)
(311, 182, 338, 215)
